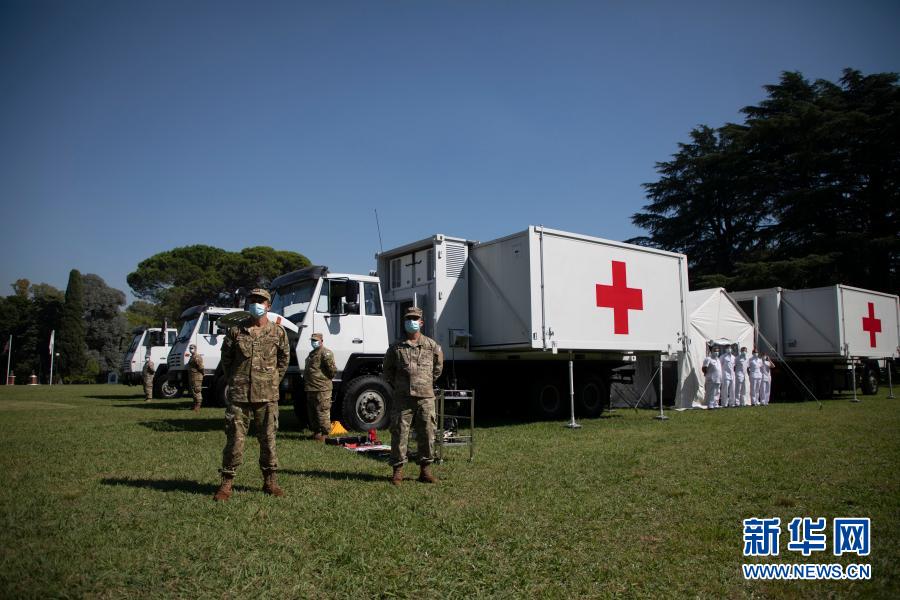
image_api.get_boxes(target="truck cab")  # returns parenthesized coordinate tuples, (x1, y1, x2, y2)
(121, 327, 178, 397)
(167, 305, 240, 387)
(167, 304, 300, 405)
(270, 266, 390, 429)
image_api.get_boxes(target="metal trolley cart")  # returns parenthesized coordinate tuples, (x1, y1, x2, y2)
(436, 389, 475, 463)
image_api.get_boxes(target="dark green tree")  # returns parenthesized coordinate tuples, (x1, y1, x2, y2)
(124, 300, 165, 330)
(57, 270, 88, 381)
(631, 68, 899, 293)
(127, 246, 310, 319)
(82, 274, 128, 376)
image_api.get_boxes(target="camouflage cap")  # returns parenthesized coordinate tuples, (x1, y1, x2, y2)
(247, 288, 271, 302)
(311, 333, 323, 341)
(404, 306, 423, 320)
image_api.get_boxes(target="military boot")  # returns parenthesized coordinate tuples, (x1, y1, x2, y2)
(390, 466, 403, 486)
(262, 471, 285, 497)
(418, 464, 438, 484)
(213, 475, 234, 502)
(192, 402, 201, 413)
(312, 433, 327, 443)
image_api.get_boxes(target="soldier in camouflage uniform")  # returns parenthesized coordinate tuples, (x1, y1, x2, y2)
(141, 355, 155, 402)
(305, 333, 337, 442)
(187, 344, 204, 412)
(383, 306, 443, 485)
(213, 289, 291, 501)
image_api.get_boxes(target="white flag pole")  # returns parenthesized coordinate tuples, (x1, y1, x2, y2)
(5, 335, 11, 385)
(49, 330, 55, 387)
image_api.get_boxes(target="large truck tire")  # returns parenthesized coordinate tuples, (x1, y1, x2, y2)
(529, 378, 565, 420)
(862, 362, 879, 395)
(577, 376, 609, 418)
(153, 368, 181, 399)
(341, 375, 392, 431)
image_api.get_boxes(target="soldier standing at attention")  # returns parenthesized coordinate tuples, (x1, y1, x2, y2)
(383, 306, 443, 486)
(305, 333, 336, 442)
(141, 354, 155, 402)
(213, 289, 290, 502)
(187, 344, 204, 412)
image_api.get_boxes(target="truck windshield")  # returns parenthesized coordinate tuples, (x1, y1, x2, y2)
(271, 280, 317, 324)
(176, 319, 198, 342)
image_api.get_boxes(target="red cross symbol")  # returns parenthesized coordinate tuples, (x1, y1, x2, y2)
(595, 261, 643, 334)
(862, 302, 881, 348)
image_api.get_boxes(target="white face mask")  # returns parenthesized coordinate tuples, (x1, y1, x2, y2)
(311, 340, 321, 349)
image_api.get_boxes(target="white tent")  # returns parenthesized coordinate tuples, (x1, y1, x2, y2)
(677, 288, 755, 408)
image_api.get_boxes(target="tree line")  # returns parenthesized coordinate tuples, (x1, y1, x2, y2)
(629, 68, 899, 294)
(0, 246, 309, 383)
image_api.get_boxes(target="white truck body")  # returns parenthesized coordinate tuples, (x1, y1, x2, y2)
(730, 285, 900, 360)
(377, 227, 689, 356)
(121, 327, 176, 385)
(730, 285, 899, 398)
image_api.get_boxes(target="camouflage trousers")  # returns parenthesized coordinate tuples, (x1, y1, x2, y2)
(142, 377, 154, 401)
(220, 401, 279, 476)
(190, 374, 204, 404)
(390, 395, 436, 467)
(306, 391, 332, 435)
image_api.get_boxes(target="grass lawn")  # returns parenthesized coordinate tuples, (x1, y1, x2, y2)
(0, 383, 898, 599)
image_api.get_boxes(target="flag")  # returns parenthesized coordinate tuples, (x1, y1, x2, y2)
(49, 330, 55, 355)
(2, 335, 9, 355)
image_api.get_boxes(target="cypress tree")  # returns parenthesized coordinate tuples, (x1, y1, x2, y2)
(57, 269, 87, 380)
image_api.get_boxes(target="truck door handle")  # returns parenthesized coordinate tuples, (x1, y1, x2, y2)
(352, 338, 363, 344)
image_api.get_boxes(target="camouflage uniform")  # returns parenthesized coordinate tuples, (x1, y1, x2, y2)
(188, 351, 205, 407)
(219, 316, 290, 476)
(383, 318, 444, 467)
(305, 335, 337, 436)
(141, 359, 155, 401)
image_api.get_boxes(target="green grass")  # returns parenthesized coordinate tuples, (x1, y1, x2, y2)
(0, 384, 898, 599)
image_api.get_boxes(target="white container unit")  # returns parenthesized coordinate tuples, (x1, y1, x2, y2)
(469, 227, 689, 354)
(730, 285, 899, 397)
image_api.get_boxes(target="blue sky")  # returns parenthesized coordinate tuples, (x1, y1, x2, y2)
(1, 0, 898, 303)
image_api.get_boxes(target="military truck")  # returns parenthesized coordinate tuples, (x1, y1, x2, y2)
(165, 305, 299, 404)
(121, 327, 179, 398)
(731, 285, 900, 399)
(271, 226, 689, 430)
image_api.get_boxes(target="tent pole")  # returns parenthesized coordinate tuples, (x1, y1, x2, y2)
(887, 358, 895, 399)
(654, 353, 668, 421)
(850, 360, 860, 403)
(565, 351, 581, 429)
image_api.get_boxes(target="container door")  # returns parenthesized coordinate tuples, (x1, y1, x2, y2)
(839, 286, 900, 358)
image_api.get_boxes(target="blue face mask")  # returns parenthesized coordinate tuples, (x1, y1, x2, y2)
(311, 340, 320, 349)
(404, 319, 421, 334)
(249, 303, 266, 318)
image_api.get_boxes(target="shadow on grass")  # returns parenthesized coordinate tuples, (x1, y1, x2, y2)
(113, 402, 198, 411)
(139, 418, 222, 432)
(100, 477, 251, 495)
(280, 468, 386, 482)
(87, 395, 147, 401)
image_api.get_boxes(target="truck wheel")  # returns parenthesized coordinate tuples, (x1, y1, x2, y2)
(862, 364, 879, 395)
(530, 379, 564, 420)
(577, 376, 609, 418)
(153, 369, 181, 399)
(341, 375, 392, 431)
